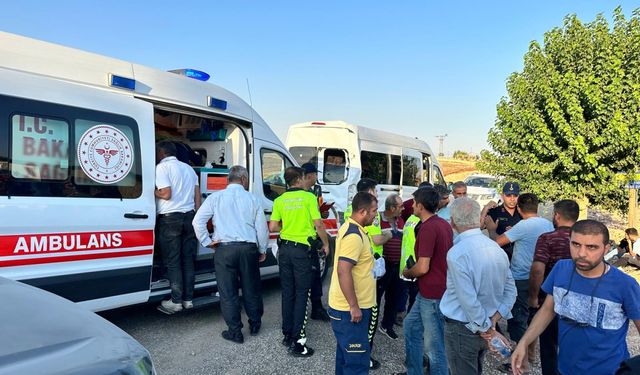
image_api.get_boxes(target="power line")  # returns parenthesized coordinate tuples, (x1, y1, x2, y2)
(435, 134, 448, 157)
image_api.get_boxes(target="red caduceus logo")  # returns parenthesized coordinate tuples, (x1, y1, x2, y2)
(77, 125, 134, 184)
(95, 143, 119, 166)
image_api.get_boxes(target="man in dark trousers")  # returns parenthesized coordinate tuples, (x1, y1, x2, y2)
(155, 140, 201, 314)
(528, 199, 579, 374)
(301, 162, 330, 321)
(192, 166, 268, 343)
(269, 166, 329, 357)
(328, 192, 379, 375)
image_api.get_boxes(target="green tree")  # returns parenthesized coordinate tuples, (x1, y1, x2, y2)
(480, 7, 640, 212)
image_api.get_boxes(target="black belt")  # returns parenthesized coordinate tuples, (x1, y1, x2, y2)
(158, 210, 195, 218)
(217, 241, 256, 247)
(444, 316, 469, 325)
(279, 239, 310, 249)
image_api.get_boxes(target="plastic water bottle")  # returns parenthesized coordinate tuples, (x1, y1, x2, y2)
(490, 336, 512, 358)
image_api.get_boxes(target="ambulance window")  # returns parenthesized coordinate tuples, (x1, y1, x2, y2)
(10, 114, 70, 180)
(0, 94, 141, 198)
(261, 149, 293, 201)
(402, 155, 421, 187)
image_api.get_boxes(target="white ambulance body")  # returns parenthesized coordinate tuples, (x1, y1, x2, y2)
(0, 32, 314, 311)
(286, 121, 446, 214)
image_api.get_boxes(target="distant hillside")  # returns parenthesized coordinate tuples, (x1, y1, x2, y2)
(439, 158, 478, 182)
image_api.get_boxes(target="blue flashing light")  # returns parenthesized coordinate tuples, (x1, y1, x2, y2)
(208, 97, 228, 111)
(109, 74, 136, 90)
(169, 68, 210, 82)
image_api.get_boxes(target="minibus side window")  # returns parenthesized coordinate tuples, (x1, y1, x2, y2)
(402, 155, 421, 187)
(261, 149, 292, 201)
(361, 151, 389, 185)
(390, 155, 401, 185)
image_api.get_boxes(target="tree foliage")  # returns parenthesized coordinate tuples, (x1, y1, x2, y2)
(479, 7, 640, 211)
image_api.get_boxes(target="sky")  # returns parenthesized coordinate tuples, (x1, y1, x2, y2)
(0, 1, 637, 155)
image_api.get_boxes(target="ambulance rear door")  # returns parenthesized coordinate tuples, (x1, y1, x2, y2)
(0, 67, 156, 311)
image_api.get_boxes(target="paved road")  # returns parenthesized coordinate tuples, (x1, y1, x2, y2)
(103, 276, 640, 375)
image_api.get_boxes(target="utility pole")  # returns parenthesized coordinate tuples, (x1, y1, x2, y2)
(435, 134, 448, 157)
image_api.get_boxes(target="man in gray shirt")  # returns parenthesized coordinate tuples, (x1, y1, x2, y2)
(440, 197, 517, 374)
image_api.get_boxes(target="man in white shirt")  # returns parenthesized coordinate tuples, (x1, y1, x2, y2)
(155, 140, 201, 315)
(192, 165, 268, 344)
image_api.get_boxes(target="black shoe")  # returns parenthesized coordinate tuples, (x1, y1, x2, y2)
(310, 307, 330, 322)
(289, 342, 314, 357)
(370, 357, 381, 370)
(282, 334, 294, 347)
(221, 330, 243, 344)
(249, 324, 260, 336)
(379, 325, 399, 340)
(497, 363, 511, 373)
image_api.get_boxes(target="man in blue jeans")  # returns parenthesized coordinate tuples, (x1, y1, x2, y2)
(397, 187, 453, 375)
(328, 192, 379, 375)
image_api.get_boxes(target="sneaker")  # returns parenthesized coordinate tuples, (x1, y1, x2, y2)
(379, 326, 399, 340)
(289, 342, 314, 357)
(250, 324, 260, 336)
(221, 330, 244, 344)
(370, 357, 381, 370)
(182, 300, 193, 309)
(282, 334, 294, 347)
(310, 307, 330, 322)
(157, 300, 183, 314)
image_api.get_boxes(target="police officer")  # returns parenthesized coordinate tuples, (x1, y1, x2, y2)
(300, 162, 331, 322)
(269, 166, 329, 357)
(483, 182, 522, 260)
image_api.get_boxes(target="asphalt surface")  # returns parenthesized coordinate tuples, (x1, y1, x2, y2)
(103, 274, 640, 375)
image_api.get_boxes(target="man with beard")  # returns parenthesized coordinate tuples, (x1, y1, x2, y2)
(511, 220, 640, 375)
(328, 192, 379, 375)
(528, 199, 579, 375)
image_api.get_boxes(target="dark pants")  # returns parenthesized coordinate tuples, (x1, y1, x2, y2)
(444, 319, 487, 375)
(157, 211, 197, 303)
(310, 248, 323, 307)
(507, 279, 530, 343)
(398, 280, 419, 314)
(214, 242, 263, 334)
(377, 258, 401, 329)
(278, 242, 313, 340)
(539, 315, 559, 375)
(329, 307, 372, 375)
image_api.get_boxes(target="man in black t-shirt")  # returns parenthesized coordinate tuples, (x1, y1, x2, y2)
(482, 182, 522, 260)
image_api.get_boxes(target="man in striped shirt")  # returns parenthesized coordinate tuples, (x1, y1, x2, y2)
(377, 194, 405, 340)
(528, 199, 579, 375)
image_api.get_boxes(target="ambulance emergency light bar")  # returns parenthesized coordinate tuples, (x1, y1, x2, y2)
(169, 68, 210, 82)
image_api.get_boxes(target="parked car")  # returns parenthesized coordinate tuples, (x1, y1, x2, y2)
(0, 277, 155, 375)
(464, 174, 500, 207)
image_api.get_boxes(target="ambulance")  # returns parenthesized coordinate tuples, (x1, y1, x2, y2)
(286, 121, 446, 215)
(0, 32, 335, 312)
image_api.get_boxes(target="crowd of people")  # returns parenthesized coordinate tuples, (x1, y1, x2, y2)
(152, 140, 640, 375)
